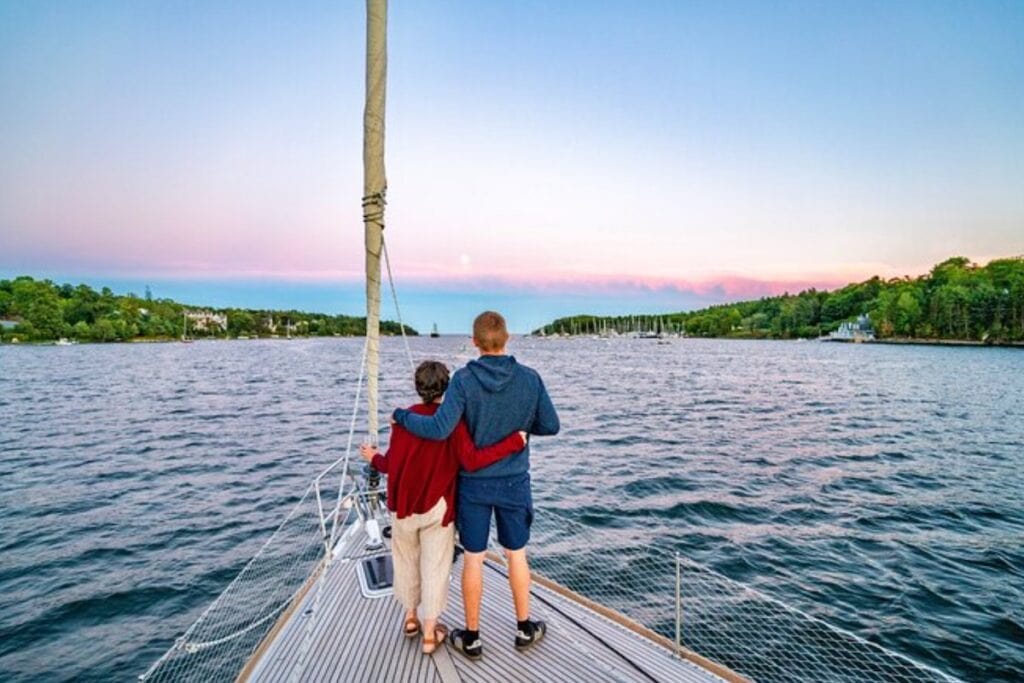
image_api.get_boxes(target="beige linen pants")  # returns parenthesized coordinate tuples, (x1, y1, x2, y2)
(391, 497, 455, 620)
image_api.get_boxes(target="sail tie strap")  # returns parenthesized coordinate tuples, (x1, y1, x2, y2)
(362, 191, 386, 225)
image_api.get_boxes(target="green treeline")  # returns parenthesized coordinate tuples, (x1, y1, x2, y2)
(0, 277, 416, 343)
(537, 256, 1024, 343)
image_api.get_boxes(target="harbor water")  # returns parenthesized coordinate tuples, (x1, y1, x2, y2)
(0, 337, 1021, 681)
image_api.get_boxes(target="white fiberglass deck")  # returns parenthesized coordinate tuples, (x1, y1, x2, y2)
(245, 526, 727, 683)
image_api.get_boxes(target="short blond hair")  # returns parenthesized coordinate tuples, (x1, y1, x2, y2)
(473, 310, 509, 352)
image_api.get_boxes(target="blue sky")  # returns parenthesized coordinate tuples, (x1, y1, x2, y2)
(2, 1, 1022, 332)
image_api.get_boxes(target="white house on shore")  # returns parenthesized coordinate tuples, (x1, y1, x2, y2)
(826, 314, 875, 342)
(184, 310, 227, 332)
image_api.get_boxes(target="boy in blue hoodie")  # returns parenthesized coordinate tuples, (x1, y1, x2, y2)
(392, 311, 559, 660)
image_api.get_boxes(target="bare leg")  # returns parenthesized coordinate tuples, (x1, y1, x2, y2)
(505, 547, 530, 621)
(462, 551, 485, 630)
(422, 616, 437, 647)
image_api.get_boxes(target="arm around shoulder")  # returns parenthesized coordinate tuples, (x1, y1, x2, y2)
(393, 375, 466, 441)
(452, 421, 526, 472)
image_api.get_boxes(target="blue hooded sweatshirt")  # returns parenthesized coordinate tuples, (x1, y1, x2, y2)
(393, 355, 560, 479)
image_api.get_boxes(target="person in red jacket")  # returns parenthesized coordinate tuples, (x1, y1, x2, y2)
(360, 360, 525, 655)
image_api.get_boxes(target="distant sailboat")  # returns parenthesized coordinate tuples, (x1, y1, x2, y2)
(430, 322, 439, 338)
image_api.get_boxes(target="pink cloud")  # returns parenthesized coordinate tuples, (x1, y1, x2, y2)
(81, 262, 853, 300)
(370, 268, 851, 301)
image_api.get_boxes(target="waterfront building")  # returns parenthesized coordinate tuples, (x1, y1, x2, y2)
(184, 310, 228, 332)
(826, 314, 875, 342)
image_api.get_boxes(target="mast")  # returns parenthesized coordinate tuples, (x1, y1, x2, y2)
(363, 0, 387, 445)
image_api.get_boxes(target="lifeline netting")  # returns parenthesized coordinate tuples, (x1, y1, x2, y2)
(525, 509, 961, 683)
(142, 471, 966, 683)
(142, 496, 963, 682)
(139, 485, 335, 682)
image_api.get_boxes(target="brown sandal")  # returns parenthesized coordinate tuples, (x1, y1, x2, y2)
(403, 616, 421, 638)
(422, 624, 449, 655)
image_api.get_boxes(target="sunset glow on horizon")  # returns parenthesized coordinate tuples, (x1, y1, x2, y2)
(2, 1, 1022, 331)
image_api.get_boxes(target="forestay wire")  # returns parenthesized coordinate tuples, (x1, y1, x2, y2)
(141, 231, 444, 682)
(381, 234, 416, 374)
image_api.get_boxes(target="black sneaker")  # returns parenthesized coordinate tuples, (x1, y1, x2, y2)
(514, 619, 546, 651)
(449, 628, 483, 660)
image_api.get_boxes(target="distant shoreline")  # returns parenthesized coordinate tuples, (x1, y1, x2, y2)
(745, 335, 1024, 349)
(0, 334, 386, 347)
(1, 276, 416, 344)
(535, 256, 1024, 346)
(738, 335, 1023, 348)
(8, 334, 1022, 349)
(528, 334, 1024, 349)
(848, 337, 1024, 349)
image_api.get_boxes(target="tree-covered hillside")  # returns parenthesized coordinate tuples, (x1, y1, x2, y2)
(0, 277, 416, 342)
(537, 256, 1024, 343)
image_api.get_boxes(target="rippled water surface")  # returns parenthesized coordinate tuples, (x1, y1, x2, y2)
(1, 337, 1022, 682)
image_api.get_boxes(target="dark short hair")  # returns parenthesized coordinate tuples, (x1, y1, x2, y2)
(415, 360, 450, 403)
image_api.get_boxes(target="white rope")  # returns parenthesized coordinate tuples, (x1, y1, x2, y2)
(143, 484, 966, 683)
(139, 345, 373, 683)
(139, 485, 324, 682)
(180, 594, 295, 652)
(329, 337, 368, 547)
(381, 234, 416, 375)
(286, 343, 370, 683)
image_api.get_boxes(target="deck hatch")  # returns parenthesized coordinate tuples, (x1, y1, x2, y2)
(357, 553, 394, 598)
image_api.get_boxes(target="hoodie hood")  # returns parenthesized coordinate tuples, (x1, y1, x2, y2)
(466, 354, 518, 393)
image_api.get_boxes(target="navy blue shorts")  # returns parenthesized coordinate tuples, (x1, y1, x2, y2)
(456, 472, 533, 553)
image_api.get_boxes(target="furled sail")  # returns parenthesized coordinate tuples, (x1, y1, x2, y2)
(362, 0, 387, 445)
